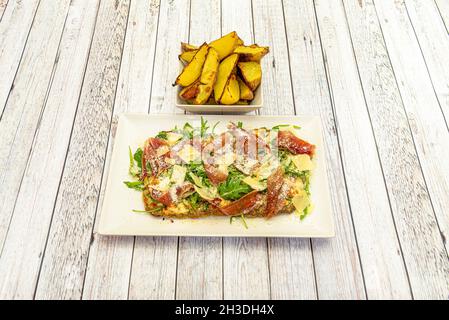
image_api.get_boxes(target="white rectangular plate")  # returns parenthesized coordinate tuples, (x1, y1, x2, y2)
(98, 113, 335, 237)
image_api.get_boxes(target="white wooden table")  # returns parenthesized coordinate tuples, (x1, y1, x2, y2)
(0, 0, 448, 300)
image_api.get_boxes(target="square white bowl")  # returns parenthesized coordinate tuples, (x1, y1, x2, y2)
(97, 113, 335, 237)
(175, 62, 263, 113)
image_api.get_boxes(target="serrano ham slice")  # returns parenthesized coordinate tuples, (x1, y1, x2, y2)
(265, 167, 288, 218)
(202, 132, 234, 185)
(277, 130, 315, 156)
(219, 190, 262, 216)
(142, 138, 171, 176)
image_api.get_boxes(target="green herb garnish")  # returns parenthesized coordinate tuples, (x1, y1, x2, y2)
(132, 207, 163, 214)
(124, 181, 144, 191)
(218, 167, 252, 200)
(128, 147, 143, 177)
(272, 124, 301, 130)
(200, 117, 209, 137)
(186, 161, 211, 186)
(211, 121, 220, 134)
(156, 131, 168, 140)
(229, 214, 249, 229)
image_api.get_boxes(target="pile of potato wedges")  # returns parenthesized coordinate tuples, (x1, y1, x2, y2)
(174, 31, 269, 105)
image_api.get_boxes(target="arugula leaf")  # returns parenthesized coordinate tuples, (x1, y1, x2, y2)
(132, 207, 163, 214)
(123, 181, 144, 191)
(300, 206, 310, 220)
(128, 147, 141, 177)
(186, 161, 211, 186)
(240, 213, 248, 229)
(218, 167, 252, 200)
(237, 121, 243, 129)
(229, 214, 249, 229)
(156, 131, 168, 140)
(182, 122, 194, 139)
(133, 148, 143, 170)
(211, 121, 220, 135)
(272, 124, 301, 130)
(186, 192, 199, 209)
(200, 116, 209, 137)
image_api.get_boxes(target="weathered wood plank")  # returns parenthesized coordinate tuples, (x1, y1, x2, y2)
(223, 238, 270, 299)
(147, 0, 190, 114)
(314, 0, 414, 299)
(176, 237, 222, 299)
(82, 0, 161, 300)
(373, 0, 449, 298)
(405, 0, 449, 249)
(128, 0, 190, 299)
(34, 0, 130, 300)
(435, 0, 449, 33)
(0, 0, 71, 252)
(0, 0, 8, 20)
(247, 0, 317, 300)
(0, 0, 40, 116)
(344, 0, 443, 299)
(221, 0, 253, 43)
(0, 0, 99, 300)
(174, 0, 222, 300)
(406, 0, 449, 128)
(283, 0, 366, 299)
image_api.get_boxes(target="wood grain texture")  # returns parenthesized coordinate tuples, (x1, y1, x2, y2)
(223, 238, 270, 299)
(82, 0, 161, 300)
(128, 0, 190, 299)
(129, 236, 178, 299)
(221, 0, 253, 43)
(0, 0, 8, 21)
(147, 0, 190, 114)
(283, 0, 365, 299)
(0, 0, 70, 252)
(176, 237, 222, 299)
(435, 0, 449, 33)
(249, 0, 317, 300)
(174, 0, 223, 300)
(404, 0, 449, 249)
(0, 0, 99, 300)
(344, 0, 443, 299)
(0, 0, 40, 116)
(34, 0, 130, 300)
(405, 0, 449, 129)
(373, 0, 449, 298)
(315, 0, 412, 299)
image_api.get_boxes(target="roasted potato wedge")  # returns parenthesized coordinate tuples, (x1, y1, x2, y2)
(209, 31, 240, 60)
(237, 76, 254, 100)
(234, 45, 269, 61)
(219, 74, 240, 105)
(175, 43, 209, 86)
(199, 48, 219, 84)
(179, 50, 197, 64)
(175, 32, 268, 105)
(179, 80, 200, 100)
(238, 61, 262, 91)
(193, 48, 219, 104)
(213, 53, 239, 101)
(181, 42, 198, 52)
